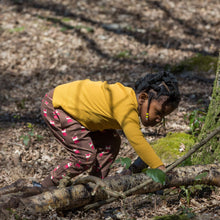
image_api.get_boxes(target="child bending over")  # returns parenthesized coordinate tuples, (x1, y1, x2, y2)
(40, 71, 180, 187)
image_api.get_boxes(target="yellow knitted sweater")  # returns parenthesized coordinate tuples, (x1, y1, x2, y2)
(53, 79, 163, 168)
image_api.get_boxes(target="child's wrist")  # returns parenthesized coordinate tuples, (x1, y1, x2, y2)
(157, 165, 166, 171)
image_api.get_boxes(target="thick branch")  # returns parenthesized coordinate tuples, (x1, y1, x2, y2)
(1, 128, 219, 213)
(16, 164, 219, 214)
(0, 179, 28, 196)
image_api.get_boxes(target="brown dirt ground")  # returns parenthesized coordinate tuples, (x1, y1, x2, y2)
(0, 0, 219, 219)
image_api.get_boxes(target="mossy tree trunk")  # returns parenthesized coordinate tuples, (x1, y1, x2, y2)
(193, 53, 220, 164)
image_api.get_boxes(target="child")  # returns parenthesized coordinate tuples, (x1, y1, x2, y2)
(40, 71, 180, 188)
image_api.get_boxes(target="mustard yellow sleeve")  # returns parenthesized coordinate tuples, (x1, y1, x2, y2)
(124, 120, 164, 168)
(115, 105, 164, 169)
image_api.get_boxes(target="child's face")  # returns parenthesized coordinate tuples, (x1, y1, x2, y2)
(138, 92, 175, 127)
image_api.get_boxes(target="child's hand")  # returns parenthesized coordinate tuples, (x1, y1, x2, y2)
(157, 165, 166, 171)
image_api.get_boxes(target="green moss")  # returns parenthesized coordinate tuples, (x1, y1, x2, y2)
(171, 54, 218, 74)
(61, 17, 72, 22)
(9, 26, 25, 33)
(115, 50, 131, 59)
(152, 132, 195, 164)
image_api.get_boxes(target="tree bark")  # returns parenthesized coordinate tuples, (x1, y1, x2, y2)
(3, 163, 216, 214)
(193, 52, 220, 164)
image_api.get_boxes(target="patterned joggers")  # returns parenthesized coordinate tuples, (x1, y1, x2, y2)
(40, 90, 121, 187)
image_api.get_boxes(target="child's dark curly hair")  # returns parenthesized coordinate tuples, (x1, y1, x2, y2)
(135, 71, 181, 111)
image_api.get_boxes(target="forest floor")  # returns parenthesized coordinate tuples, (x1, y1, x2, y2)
(0, 0, 219, 219)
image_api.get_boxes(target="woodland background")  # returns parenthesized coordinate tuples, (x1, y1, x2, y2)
(0, 0, 219, 219)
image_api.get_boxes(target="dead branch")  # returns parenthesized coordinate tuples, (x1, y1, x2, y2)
(0, 179, 28, 196)
(73, 175, 125, 198)
(15, 163, 219, 214)
(1, 128, 219, 213)
(166, 126, 220, 172)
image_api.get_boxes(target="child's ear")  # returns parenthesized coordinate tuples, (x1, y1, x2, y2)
(138, 92, 148, 105)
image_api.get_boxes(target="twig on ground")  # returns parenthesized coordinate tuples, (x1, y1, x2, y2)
(73, 175, 125, 198)
(166, 126, 220, 172)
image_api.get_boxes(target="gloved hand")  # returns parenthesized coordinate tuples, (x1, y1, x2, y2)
(128, 157, 149, 173)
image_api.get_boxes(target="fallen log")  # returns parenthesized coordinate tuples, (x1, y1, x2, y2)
(0, 179, 28, 197)
(15, 163, 219, 214)
(0, 186, 45, 210)
(1, 125, 218, 214)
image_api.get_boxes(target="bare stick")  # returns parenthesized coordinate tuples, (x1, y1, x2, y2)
(74, 175, 125, 198)
(165, 126, 220, 172)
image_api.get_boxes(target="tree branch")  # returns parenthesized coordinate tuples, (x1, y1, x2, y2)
(14, 164, 219, 213)
(166, 126, 220, 172)
(84, 126, 220, 210)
